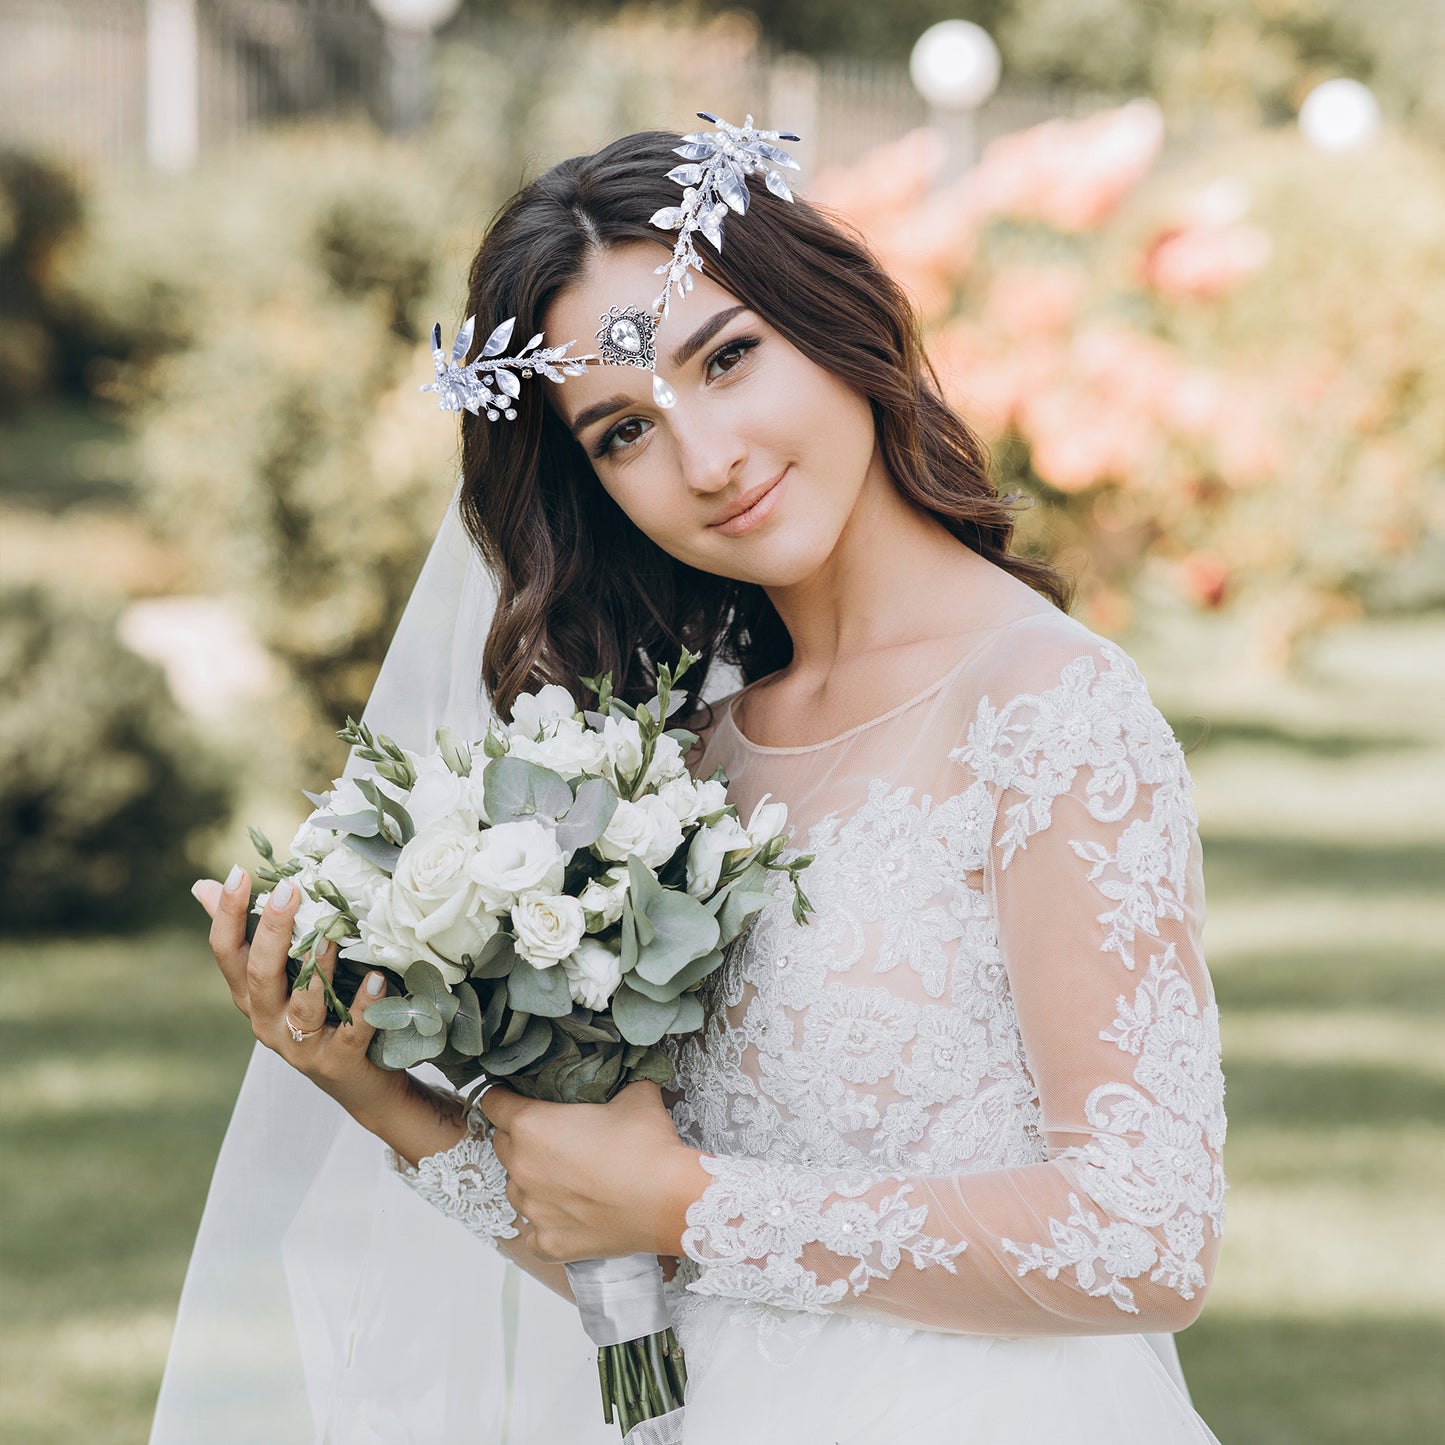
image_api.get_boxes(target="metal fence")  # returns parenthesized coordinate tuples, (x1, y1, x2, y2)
(0, 0, 1083, 176)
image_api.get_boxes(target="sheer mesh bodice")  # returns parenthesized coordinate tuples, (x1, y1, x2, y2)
(662, 610, 1226, 1348)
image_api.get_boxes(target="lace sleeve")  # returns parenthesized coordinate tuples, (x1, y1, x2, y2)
(678, 639, 1226, 1334)
(386, 1095, 520, 1242)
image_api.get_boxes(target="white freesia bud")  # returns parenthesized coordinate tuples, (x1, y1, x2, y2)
(600, 715, 645, 787)
(685, 813, 755, 898)
(643, 732, 688, 788)
(578, 866, 630, 927)
(467, 818, 566, 909)
(744, 792, 789, 848)
(508, 684, 580, 739)
(561, 936, 624, 1011)
(405, 750, 486, 832)
(506, 719, 610, 779)
(692, 778, 729, 818)
(511, 890, 587, 969)
(656, 773, 705, 826)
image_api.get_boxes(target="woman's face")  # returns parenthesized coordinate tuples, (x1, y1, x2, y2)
(542, 243, 885, 585)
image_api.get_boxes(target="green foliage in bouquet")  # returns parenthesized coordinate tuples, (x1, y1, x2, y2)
(0, 583, 231, 930)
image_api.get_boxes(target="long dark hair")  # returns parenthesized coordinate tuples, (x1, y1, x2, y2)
(456, 130, 1072, 722)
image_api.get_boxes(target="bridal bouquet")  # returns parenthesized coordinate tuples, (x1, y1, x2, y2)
(249, 647, 813, 1436)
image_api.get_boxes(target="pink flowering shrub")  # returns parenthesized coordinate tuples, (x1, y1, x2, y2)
(814, 109, 1445, 657)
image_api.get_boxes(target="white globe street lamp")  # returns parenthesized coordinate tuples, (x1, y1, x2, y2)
(910, 20, 1002, 176)
(1299, 78, 1381, 153)
(368, 0, 462, 133)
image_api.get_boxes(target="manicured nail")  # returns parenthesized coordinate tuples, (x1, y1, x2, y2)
(224, 865, 245, 893)
(270, 878, 295, 908)
(365, 973, 385, 996)
(190, 880, 207, 903)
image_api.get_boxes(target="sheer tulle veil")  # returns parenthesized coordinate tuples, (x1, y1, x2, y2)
(149, 484, 740, 1444)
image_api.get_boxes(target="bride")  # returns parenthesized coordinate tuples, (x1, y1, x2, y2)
(164, 119, 1226, 1443)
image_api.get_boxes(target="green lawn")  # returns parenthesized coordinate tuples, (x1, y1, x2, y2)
(2, 611, 1442, 1443)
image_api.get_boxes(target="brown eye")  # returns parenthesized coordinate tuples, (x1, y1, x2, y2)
(705, 337, 759, 382)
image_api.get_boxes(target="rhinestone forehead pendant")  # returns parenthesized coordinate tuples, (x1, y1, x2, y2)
(594, 304, 676, 408)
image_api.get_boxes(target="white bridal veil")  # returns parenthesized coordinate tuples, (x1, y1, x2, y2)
(150, 486, 736, 1444)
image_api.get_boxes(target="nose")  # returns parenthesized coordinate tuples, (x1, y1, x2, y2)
(671, 401, 747, 498)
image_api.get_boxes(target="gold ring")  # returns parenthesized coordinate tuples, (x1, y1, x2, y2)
(285, 1013, 323, 1043)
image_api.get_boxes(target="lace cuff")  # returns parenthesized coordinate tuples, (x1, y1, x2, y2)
(678, 1154, 966, 1315)
(386, 1096, 519, 1242)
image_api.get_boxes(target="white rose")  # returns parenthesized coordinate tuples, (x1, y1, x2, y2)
(290, 819, 339, 861)
(508, 684, 580, 739)
(578, 866, 630, 927)
(317, 841, 388, 913)
(507, 720, 610, 779)
(344, 887, 476, 986)
(599, 716, 645, 787)
(744, 792, 789, 849)
(685, 813, 755, 898)
(561, 937, 624, 1011)
(656, 774, 705, 827)
(466, 819, 566, 909)
(511, 890, 587, 969)
(388, 810, 501, 968)
(595, 796, 682, 869)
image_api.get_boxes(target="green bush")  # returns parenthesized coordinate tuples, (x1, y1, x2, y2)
(0, 584, 232, 930)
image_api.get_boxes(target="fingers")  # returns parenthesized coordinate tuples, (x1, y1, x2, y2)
(247, 876, 301, 1027)
(474, 1081, 522, 1134)
(195, 865, 253, 1015)
(338, 969, 387, 1060)
(285, 938, 331, 1034)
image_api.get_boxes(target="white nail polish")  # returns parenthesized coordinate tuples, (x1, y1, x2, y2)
(224, 865, 245, 892)
(271, 878, 294, 908)
(365, 974, 384, 996)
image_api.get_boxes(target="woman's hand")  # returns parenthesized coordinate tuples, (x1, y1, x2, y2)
(478, 1081, 712, 1266)
(191, 865, 462, 1163)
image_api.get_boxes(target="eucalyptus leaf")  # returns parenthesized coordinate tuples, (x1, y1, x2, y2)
(481, 980, 508, 1045)
(555, 776, 619, 852)
(483, 756, 574, 825)
(403, 961, 460, 1026)
(312, 808, 381, 839)
(625, 1046, 676, 1087)
(469, 932, 518, 979)
(634, 890, 720, 986)
(611, 984, 682, 1046)
(343, 833, 401, 872)
(506, 962, 574, 1018)
(449, 983, 484, 1055)
(665, 991, 705, 1035)
(479, 1014, 552, 1075)
(555, 1012, 620, 1045)
(718, 885, 777, 942)
(363, 995, 443, 1037)
(498, 1006, 530, 1047)
(372, 1021, 446, 1069)
(619, 897, 639, 974)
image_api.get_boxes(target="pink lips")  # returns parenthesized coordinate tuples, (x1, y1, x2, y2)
(712, 470, 787, 537)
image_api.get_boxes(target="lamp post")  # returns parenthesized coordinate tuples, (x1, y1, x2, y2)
(909, 19, 1001, 180)
(1299, 78, 1381, 153)
(369, 0, 461, 134)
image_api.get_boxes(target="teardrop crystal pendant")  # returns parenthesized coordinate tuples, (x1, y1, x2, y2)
(651, 371, 677, 409)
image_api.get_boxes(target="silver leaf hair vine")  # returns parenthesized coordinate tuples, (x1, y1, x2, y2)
(599, 111, 802, 409)
(423, 110, 802, 420)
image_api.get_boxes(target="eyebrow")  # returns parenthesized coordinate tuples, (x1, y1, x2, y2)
(566, 303, 752, 439)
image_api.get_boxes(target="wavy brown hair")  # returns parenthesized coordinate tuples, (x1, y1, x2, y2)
(456, 130, 1072, 724)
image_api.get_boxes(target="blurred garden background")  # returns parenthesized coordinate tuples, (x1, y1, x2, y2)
(1, 0, 1443, 1440)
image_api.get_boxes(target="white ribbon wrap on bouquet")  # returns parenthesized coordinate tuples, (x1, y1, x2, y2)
(564, 1253, 672, 1348)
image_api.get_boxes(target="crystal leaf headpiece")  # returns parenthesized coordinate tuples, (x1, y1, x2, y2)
(597, 110, 801, 408)
(421, 316, 597, 421)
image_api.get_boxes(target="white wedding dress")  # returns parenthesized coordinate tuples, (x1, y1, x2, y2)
(635, 605, 1226, 1442)
(151, 592, 1226, 1444)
